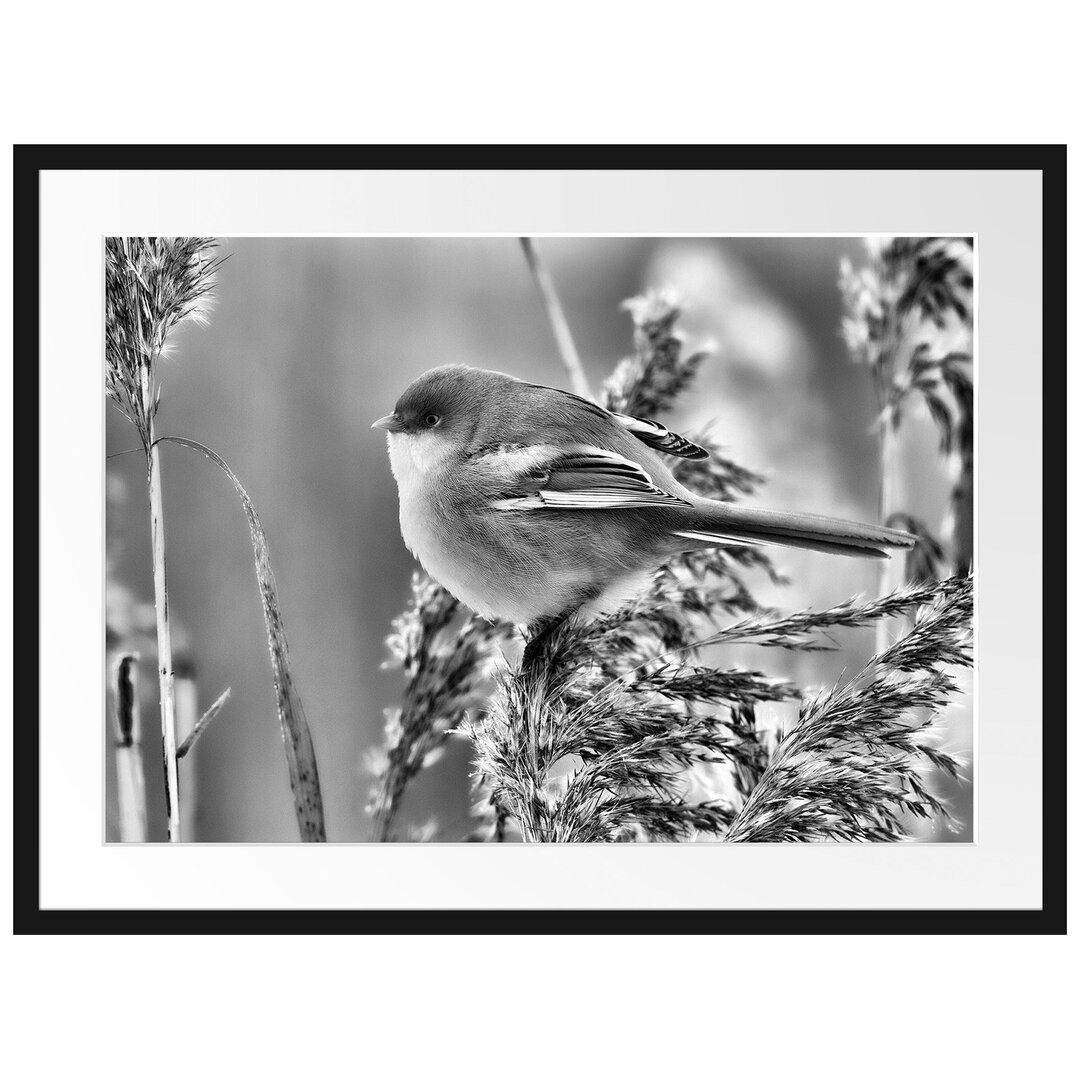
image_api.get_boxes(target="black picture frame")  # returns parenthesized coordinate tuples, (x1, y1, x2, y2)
(14, 144, 1067, 934)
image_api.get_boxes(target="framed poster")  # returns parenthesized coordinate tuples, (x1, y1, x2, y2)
(16, 145, 1064, 931)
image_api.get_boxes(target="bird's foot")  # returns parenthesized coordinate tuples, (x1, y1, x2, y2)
(521, 615, 565, 674)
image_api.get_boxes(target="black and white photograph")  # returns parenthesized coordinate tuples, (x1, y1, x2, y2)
(104, 234, 975, 845)
(7, 4, 1073, 1073)
(6, 4, 1071, 1071)
(21, 148, 1059, 933)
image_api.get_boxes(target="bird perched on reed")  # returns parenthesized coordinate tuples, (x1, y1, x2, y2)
(374, 365, 915, 633)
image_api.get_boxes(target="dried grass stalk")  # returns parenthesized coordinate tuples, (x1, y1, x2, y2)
(465, 617, 783, 841)
(519, 237, 593, 401)
(143, 417, 181, 838)
(726, 575, 972, 841)
(106, 237, 224, 840)
(368, 575, 509, 840)
(601, 290, 709, 417)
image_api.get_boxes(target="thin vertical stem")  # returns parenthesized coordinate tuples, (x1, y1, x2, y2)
(519, 237, 593, 401)
(371, 774, 398, 842)
(876, 414, 901, 653)
(948, 441, 974, 574)
(873, 316, 909, 654)
(141, 362, 181, 842)
(112, 654, 147, 843)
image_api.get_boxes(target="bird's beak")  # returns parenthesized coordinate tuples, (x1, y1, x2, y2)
(371, 413, 404, 432)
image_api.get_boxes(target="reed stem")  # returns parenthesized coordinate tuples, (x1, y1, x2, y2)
(519, 237, 593, 401)
(141, 362, 181, 842)
(876, 414, 903, 653)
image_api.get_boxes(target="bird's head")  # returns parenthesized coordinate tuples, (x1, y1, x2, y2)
(374, 365, 510, 484)
(372, 364, 494, 440)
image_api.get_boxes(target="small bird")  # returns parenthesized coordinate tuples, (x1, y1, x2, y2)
(374, 365, 915, 629)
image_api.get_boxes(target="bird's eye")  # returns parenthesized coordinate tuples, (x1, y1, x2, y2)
(424, 414, 441, 427)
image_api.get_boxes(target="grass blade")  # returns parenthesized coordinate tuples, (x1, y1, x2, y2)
(159, 436, 326, 841)
(177, 687, 232, 760)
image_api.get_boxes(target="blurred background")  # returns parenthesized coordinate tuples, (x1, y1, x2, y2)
(105, 237, 972, 842)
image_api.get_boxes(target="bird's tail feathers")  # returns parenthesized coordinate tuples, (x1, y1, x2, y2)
(674, 503, 916, 560)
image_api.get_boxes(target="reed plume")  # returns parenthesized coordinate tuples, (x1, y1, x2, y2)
(839, 236, 975, 836)
(367, 575, 510, 840)
(727, 575, 971, 841)
(106, 238, 223, 840)
(106, 238, 327, 841)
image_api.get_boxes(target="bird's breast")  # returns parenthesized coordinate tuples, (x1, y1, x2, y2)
(388, 438, 440, 556)
(387, 433, 487, 609)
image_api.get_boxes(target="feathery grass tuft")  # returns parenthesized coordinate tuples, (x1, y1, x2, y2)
(602, 289, 709, 417)
(726, 575, 971, 841)
(464, 617, 762, 842)
(886, 513, 950, 586)
(839, 237, 973, 372)
(106, 237, 225, 448)
(671, 573, 970, 653)
(467, 571, 971, 843)
(840, 236, 974, 580)
(465, 594, 806, 843)
(367, 574, 511, 840)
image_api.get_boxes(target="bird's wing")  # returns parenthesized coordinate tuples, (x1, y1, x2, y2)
(474, 443, 692, 510)
(609, 413, 709, 460)
(525, 383, 709, 460)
